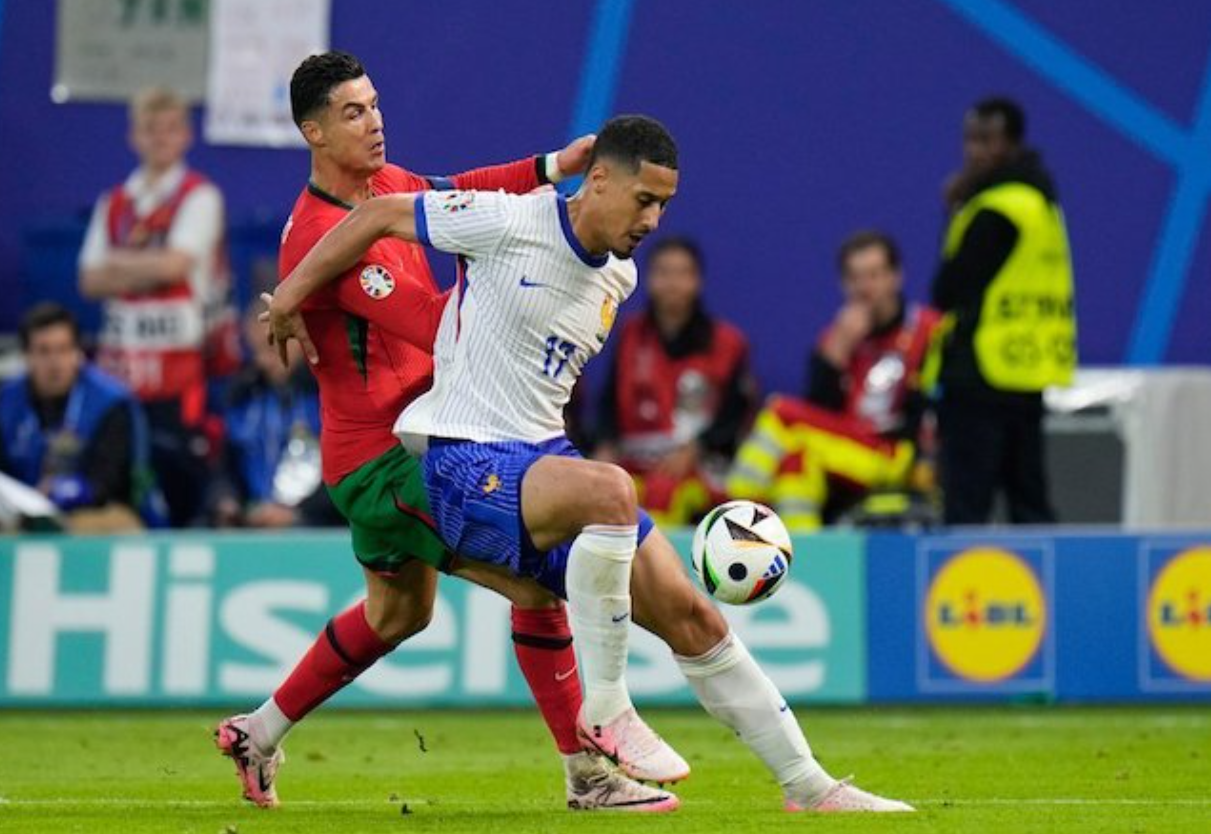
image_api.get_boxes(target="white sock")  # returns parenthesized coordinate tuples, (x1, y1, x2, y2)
(676, 631, 835, 805)
(565, 523, 637, 727)
(248, 696, 293, 753)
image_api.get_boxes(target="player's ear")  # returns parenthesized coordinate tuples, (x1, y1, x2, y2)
(588, 161, 610, 193)
(300, 119, 324, 147)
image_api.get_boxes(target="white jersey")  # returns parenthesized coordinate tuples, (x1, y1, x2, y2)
(394, 189, 635, 446)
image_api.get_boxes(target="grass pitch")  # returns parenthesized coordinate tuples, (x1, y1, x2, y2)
(1, 706, 1208, 833)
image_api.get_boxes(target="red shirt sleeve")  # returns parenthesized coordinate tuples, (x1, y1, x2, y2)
(451, 157, 542, 193)
(382, 157, 543, 196)
(329, 252, 449, 352)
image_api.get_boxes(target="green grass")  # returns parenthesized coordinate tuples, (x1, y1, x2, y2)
(1, 707, 1209, 833)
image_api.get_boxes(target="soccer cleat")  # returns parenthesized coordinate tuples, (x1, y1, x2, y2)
(565, 752, 680, 812)
(215, 714, 285, 808)
(576, 707, 691, 784)
(786, 777, 915, 813)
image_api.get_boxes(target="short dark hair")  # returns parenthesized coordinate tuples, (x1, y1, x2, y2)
(19, 303, 80, 351)
(837, 229, 901, 274)
(646, 236, 705, 275)
(290, 51, 366, 128)
(971, 96, 1026, 143)
(588, 114, 679, 173)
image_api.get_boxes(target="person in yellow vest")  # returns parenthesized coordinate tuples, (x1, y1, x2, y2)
(931, 97, 1076, 524)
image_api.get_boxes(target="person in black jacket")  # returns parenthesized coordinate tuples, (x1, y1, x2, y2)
(931, 97, 1077, 525)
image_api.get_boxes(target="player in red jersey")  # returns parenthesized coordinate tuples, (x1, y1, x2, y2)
(215, 52, 677, 813)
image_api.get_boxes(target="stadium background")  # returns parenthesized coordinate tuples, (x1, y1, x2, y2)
(1, 0, 1210, 397)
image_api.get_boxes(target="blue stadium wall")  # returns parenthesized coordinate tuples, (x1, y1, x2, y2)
(2, 530, 1209, 706)
(1, 1, 1210, 393)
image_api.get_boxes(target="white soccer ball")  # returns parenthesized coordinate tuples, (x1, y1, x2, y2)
(691, 500, 794, 605)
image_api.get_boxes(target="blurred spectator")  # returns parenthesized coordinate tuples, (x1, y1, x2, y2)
(0, 304, 158, 531)
(931, 97, 1076, 524)
(729, 231, 939, 530)
(210, 311, 337, 528)
(595, 237, 757, 526)
(78, 87, 237, 526)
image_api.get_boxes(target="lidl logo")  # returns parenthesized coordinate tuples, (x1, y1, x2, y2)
(922, 545, 1049, 686)
(1145, 546, 1211, 684)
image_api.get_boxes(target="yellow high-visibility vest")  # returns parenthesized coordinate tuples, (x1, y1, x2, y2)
(941, 182, 1077, 390)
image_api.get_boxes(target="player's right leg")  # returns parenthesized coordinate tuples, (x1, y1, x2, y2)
(423, 441, 675, 781)
(454, 559, 677, 811)
(520, 456, 644, 754)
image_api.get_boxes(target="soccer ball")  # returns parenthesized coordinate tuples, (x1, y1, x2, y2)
(691, 500, 794, 605)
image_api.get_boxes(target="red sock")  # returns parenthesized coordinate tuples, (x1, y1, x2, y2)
(512, 604, 583, 755)
(273, 600, 392, 720)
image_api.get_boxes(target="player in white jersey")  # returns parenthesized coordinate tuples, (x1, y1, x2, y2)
(268, 115, 912, 813)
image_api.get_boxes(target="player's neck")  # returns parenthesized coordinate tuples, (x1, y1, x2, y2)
(565, 196, 609, 258)
(309, 160, 374, 207)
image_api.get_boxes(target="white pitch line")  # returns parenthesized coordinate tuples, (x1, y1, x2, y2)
(2, 797, 1211, 809)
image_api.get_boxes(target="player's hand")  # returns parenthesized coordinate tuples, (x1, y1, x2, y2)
(260, 291, 318, 367)
(556, 134, 597, 177)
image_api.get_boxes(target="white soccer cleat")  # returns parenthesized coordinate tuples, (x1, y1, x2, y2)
(215, 714, 285, 808)
(565, 752, 680, 812)
(576, 706, 691, 784)
(786, 777, 915, 813)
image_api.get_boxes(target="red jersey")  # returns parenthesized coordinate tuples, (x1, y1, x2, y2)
(278, 159, 543, 483)
(817, 303, 941, 435)
(611, 312, 751, 466)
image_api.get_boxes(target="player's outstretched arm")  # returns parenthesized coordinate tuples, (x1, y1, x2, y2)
(275, 195, 419, 311)
(447, 134, 596, 193)
(265, 194, 420, 363)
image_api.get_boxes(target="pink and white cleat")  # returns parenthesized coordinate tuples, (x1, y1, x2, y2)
(576, 707, 691, 784)
(215, 714, 285, 808)
(565, 752, 680, 812)
(786, 777, 914, 813)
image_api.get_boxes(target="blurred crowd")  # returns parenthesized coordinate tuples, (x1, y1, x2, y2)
(0, 89, 1075, 533)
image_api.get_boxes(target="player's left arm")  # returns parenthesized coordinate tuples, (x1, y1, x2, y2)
(444, 134, 596, 193)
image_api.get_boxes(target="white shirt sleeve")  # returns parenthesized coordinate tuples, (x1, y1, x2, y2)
(416, 189, 511, 257)
(78, 194, 112, 271)
(166, 182, 224, 261)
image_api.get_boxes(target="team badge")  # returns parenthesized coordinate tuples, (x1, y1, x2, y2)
(440, 191, 476, 213)
(597, 296, 618, 344)
(482, 474, 501, 494)
(359, 264, 395, 299)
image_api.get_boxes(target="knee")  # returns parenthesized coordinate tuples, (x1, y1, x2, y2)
(365, 599, 433, 646)
(590, 464, 638, 526)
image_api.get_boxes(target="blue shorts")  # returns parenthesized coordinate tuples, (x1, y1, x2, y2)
(422, 435, 654, 599)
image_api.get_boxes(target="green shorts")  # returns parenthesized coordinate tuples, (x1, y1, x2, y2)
(326, 444, 449, 573)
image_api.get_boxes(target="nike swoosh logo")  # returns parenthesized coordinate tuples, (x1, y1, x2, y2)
(778, 702, 790, 713)
(611, 612, 630, 623)
(519, 275, 551, 289)
(555, 667, 577, 682)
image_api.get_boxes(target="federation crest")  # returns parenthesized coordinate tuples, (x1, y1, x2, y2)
(359, 264, 395, 299)
(597, 296, 618, 344)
